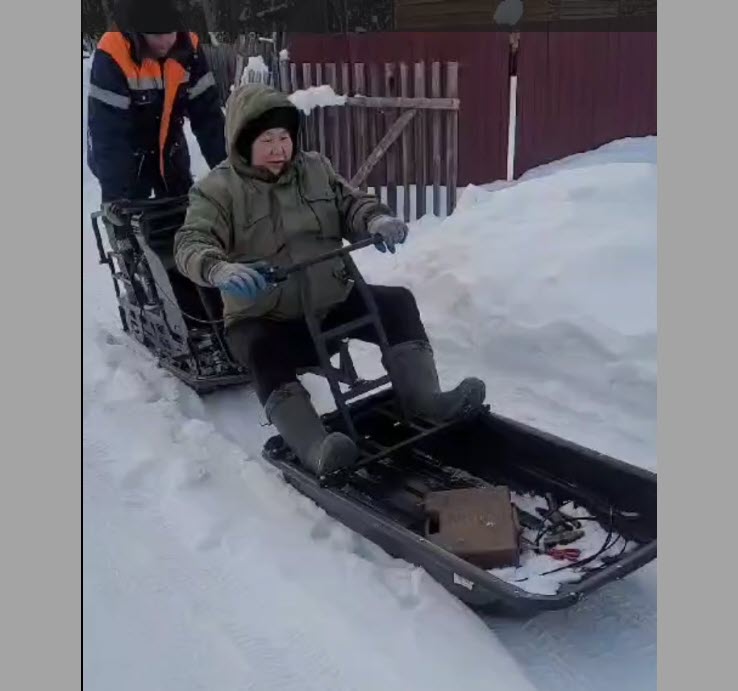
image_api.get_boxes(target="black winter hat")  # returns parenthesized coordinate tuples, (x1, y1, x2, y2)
(236, 107, 301, 163)
(114, 0, 185, 33)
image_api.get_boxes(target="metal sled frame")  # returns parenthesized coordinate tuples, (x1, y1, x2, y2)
(259, 236, 475, 487)
(92, 197, 251, 394)
(91, 198, 366, 395)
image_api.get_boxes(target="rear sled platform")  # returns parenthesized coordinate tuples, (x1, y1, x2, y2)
(91, 197, 252, 395)
(262, 389, 657, 617)
(91, 198, 363, 395)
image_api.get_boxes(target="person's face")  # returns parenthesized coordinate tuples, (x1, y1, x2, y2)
(143, 33, 177, 58)
(251, 128, 294, 175)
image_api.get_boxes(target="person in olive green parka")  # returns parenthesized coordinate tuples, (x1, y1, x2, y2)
(174, 83, 486, 476)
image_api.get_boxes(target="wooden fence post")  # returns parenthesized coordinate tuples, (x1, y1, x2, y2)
(399, 62, 412, 222)
(414, 62, 428, 219)
(431, 61, 442, 217)
(384, 63, 399, 215)
(445, 62, 459, 216)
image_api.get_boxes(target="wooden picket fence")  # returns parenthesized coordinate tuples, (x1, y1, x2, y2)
(277, 60, 460, 221)
(201, 43, 237, 104)
(202, 32, 284, 105)
(202, 40, 461, 221)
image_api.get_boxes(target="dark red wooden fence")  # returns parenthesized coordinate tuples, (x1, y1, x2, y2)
(284, 31, 656, 188)
(288, 32, 511, 186)
(513, 31, 656, 177)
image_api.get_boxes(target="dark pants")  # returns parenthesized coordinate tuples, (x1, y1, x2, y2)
(226, 285, 429, 404)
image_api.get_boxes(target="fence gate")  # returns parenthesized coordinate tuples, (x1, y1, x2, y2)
(279, 60, 460, 221)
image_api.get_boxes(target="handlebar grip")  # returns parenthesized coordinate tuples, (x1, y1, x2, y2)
(254, 236, 383, 283)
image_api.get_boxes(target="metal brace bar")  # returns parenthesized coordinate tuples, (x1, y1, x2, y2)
(372, 405, 430, 433)
(339, 375, 391, 403)
(301, 274, 359, 440)
(322, 315, 375, 341)
(320, 416, 461, 486)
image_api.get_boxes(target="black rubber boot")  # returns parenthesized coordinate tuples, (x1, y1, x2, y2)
(265, 382, 358, 475)
(383, 340, 486, 422)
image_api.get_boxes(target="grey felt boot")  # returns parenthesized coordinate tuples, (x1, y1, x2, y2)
(265, 382, 358, 475)
(383, 340, 486, 422)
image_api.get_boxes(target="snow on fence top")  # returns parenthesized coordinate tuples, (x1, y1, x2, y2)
(240, 55, 271, 86)
(288, 85, 347, 115)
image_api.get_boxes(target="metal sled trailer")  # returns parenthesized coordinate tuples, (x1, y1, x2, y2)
(259, 239, 657, 617)
(263, 391, 657, 617)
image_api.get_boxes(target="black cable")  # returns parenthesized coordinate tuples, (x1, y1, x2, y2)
(538, 507, 617, 577)
(534, 515, 605, 546)
(152, 283, 228, 325)
(543, 530, 624, 577)
(513, 506, 623, 584)
(533, 501, 591, 542)
(127, 263, 230, 325)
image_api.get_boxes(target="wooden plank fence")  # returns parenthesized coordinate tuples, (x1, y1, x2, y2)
(201, 43, 236, 105)
(277, 60, 460, 221)
(204, 30, 656, 218)
(202, 32, 284, 105)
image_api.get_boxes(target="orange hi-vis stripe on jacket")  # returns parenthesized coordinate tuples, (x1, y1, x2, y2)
(97, 32, 200, 179)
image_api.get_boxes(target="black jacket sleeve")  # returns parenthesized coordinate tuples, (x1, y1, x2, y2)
(186, 46, 227, 169)
(87, 49, 136, 202)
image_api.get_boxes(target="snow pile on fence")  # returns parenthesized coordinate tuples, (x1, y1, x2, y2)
(240, 55, 271, 86)
(289, 85, 347, 114)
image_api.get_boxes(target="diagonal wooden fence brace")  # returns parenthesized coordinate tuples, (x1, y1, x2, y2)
(350, 108, 417, 189)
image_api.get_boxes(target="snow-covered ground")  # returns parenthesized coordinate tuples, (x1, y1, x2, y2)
(83, 60, 656, 690)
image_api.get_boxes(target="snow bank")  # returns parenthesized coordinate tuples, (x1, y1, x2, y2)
(289, 85, 347, 114)
(350, 137, 657, 468)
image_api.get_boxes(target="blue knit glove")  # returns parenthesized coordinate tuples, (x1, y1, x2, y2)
(367, 214, 408, 254)
(208, 261, 273, 299)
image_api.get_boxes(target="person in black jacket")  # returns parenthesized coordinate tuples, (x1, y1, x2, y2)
(86, 0, 226, 203)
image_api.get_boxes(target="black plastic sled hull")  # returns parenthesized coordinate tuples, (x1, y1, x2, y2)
(262, 389, 657, 618)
